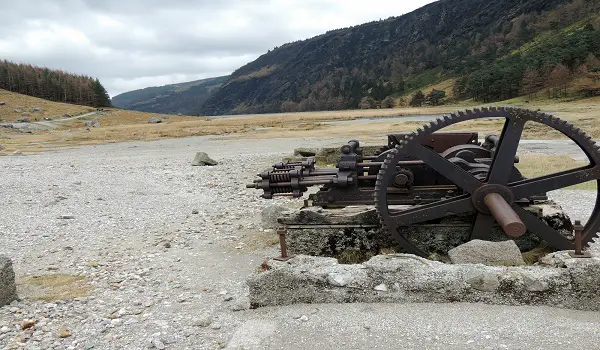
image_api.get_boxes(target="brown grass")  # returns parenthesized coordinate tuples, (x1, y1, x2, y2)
(4, 88, 600, 156)
(18, 274, 93, 301)
(516, 154, 596, 190)
(0, 89, 94, 122)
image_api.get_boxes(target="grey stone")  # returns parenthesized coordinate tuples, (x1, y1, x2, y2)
(191, 152, 218, 166)
(539, 251, 573, 268)
(466, 271, 499, 291)
(260, 205, 289, 229)
(247, 253, 597, 310)
(326, 272, 353, 287)
(152, 339, 166, 349)
(84, 120, 100, 128)
(448, 240, 525, 266)
(13, 109, 23, 113)
(293, 148, 318, 157)
(16, 117, 30, 123)
(193, 314, 212, 327)
(0, 101, 4, 105)
(30, 107, 43, 112)
(148, 117, 163, 124)
(12, 150, 23, 156)
(0, 256, 18, 307)
(374, 283, 388, 292)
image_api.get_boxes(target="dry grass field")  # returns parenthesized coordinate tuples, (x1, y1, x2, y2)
(2, 88, 600, 156)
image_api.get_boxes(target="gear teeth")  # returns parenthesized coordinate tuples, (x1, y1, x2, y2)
(374, 106, 600, 256)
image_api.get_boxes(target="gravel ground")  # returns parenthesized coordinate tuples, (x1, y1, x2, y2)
(0, 135, 599, 349)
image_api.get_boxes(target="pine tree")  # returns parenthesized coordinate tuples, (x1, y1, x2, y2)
(92, 79, 112, 107)
(409, 90, 425, 107)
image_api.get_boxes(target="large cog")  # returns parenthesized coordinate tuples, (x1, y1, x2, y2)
(374, 107, 600, 257)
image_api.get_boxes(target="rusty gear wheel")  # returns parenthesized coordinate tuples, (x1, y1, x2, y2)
(374, 107, 600, 257)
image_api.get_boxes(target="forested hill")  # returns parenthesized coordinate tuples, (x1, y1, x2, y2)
(0, 60, 111, 108)
(201, 0, 600, 115)
(111, 76, 228, 115)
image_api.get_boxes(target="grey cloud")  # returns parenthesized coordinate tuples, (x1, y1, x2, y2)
(0, 0, 437, 96)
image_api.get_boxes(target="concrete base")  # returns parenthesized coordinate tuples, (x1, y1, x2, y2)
(279, 203, 572, 261)
(247, 252, 600, 311)
(0, 256, 17, 307)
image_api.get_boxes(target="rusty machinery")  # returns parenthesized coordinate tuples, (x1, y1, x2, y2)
(247, 107, 600, 257)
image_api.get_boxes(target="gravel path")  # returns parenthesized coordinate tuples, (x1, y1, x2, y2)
(0, 136, 599, 349)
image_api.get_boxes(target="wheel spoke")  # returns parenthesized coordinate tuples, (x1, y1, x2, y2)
(487, 118, 525, 184)
(408, 143, 482, 193)
(511, 166, 600, 199)
(470, 213, 495, 240)
(389, 195, 473, 226)
(513, 206, 573, 250)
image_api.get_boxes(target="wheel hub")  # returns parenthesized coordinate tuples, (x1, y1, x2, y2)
(471, 184, 514, 214)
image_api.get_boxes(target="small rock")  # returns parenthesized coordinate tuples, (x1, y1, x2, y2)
(191, 152, 218, 166)
(230, 302, 247, 311)
(148, 117, 163, 124)
(16, 117, 30, 123)
(193, 315, 212, 327)
(210, 323, 222, 330)
(327, 272, 352, 287)
(299, 315, 309, 322)
(192, 209, 199, 214)
(84, 120, 100, 128)
(21, 320, 35, 330)
(152, 339, 166, 349)
(260, 205, 288, 229)
(293, 148, 318, 157)
(58, 328, 71, 338)
(13, 109, 23, 113)
(58, 215, 75, 220)
(374, 283, 388, 292)
(12, 150, 23, 155)
(448, 240, 525, 266)
(224, 296, 233, 302)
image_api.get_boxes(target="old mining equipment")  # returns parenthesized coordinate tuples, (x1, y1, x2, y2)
(247, 107, 600, 257)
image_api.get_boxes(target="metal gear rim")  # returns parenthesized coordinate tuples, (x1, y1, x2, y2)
(374, 106, 600, 257)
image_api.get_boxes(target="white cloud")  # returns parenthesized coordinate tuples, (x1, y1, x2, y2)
(0, 0, 437, 96)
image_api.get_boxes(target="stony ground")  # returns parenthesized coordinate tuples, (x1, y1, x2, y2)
(1, 135, 599, 350)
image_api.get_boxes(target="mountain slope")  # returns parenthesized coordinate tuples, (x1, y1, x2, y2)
(201, 0, 600, 115)
(112, 76, 228, 115)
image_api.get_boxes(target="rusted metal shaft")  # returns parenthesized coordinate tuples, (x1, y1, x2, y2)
(357, 160, 425, 167)
(483, 193, 526, 237)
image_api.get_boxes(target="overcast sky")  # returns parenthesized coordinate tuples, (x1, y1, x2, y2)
(0, 0, 437, 97)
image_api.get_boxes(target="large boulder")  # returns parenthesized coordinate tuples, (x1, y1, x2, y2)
(448, 240, 525, 266)
(191, 152, 218, 166)
(0, 256, 17, 306)
(16, 117, 30, 123)
(148, 117, 163, 124)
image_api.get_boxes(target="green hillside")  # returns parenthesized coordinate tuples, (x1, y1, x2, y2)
(201, 0, 600, 115)
(112, 76, 229, 115)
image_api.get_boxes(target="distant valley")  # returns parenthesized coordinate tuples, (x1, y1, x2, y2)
(111, 76, 229, 115)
